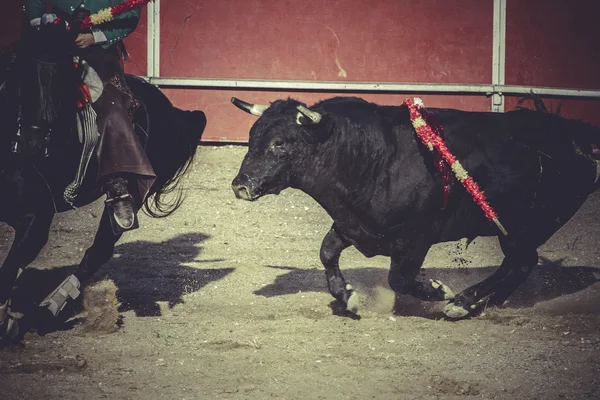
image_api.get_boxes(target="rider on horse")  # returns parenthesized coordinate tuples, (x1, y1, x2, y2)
(25, 0, 156, 233)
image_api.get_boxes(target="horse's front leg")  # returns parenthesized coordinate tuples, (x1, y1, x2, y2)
(0, 210, 54, 344)
(40, 209, 122, 316)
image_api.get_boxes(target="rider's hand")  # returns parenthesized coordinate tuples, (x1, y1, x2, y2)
(75, 33, 96, 49)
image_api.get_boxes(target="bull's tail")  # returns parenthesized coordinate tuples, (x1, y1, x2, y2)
(562, 114, 600, 190)
(143, 108, 207, 218)
(515, 93, 562, 115)
(516, 94, 600, 189)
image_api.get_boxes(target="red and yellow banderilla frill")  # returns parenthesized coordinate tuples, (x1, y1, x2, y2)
(80, 0, 154, 29)
(404, 98, 508, 236)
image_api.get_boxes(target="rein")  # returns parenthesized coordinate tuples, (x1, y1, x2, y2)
(10, 59, 58, 157)
(404, 98, 508, 236)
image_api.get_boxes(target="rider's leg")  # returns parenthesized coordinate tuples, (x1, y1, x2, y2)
(81, 48, 155, 233)
(93, 84, 154, 231)
(92, 78, 155, 233)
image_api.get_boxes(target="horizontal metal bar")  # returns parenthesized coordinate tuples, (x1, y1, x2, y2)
(140, 77, 600, 99)
(147, 77, 494, 94)
(496, 85, 600, 98)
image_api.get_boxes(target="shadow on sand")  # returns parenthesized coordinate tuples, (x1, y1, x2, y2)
(10, 232, 234, 325)
(254, 257, 600, 318)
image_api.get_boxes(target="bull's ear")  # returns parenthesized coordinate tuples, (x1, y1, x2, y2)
(299, 114, 334, 144)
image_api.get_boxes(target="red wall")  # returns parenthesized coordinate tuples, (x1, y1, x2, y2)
(505, 0, 600, 91)
(504, 0, 600, 126)
(6, 1, 600, 141)
(122, 7, 148, 76)
(146, 0, 494, 142)
(159, 0, 492, 83)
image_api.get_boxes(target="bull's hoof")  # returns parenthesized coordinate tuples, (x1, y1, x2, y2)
(443, 302, 471, 319)
(345, 284, 360, 314)
(0, 317, 20, 347)
(430, 279, 455, 301)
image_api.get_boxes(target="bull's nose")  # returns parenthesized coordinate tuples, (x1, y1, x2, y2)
(232, 183, 252, 200)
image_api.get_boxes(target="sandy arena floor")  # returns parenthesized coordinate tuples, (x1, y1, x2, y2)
(1, 145, 600, 399)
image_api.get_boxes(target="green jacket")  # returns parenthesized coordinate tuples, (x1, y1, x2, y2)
(25, 0, 141, 49)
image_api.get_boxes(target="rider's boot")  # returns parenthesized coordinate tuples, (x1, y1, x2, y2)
(102, 175, 139, 235)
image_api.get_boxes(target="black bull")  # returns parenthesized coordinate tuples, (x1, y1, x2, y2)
(231, 96, 600, 319)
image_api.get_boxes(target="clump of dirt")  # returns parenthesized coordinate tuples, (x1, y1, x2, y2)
(430, 375, 480, 396)
(81, 280, 120, 333)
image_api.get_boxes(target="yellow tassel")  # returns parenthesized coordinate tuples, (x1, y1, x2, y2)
(90, 8, 113, 25)
(412, 116, 427, 129)
(451, 161, 469, 182)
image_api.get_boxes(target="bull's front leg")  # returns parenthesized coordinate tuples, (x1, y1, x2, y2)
(319, 226, 358, 313)
(388, 240, 455, 303)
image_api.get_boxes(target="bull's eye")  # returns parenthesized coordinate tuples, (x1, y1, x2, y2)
(272, 139, 284, 148)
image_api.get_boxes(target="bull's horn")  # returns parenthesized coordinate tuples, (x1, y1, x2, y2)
(231, 97, 268, 117)
(296, 105, 322, 125)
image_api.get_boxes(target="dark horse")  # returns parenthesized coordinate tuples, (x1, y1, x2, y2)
(0, 21, 206, 344)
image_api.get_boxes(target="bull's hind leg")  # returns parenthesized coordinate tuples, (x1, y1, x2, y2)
(388, 241, 456, 303)
(320, 227, 357, 313)
(444, 237, 538, 319)
(41, 209, 121, 316)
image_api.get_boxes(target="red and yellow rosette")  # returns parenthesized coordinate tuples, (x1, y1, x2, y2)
(404, 98, 508, 236)
(80, 0, 153, 29)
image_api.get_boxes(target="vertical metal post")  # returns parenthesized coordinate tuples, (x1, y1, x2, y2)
(492, 0, 506, 112)
(153, 0, 161, 78)
(146, 0, 154, 77)
(146, 0, 160, 78)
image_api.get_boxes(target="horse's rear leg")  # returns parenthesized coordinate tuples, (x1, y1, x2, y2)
(40, 209, 121, 316)
(0, 211, 54, 344)
(443, 237, 538, 319)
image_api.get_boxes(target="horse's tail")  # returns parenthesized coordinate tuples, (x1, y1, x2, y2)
(143, 107, 207, 218)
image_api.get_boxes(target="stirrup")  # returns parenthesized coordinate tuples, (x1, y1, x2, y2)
(40, 274, 81, 317)
(105, 193, 139, 235)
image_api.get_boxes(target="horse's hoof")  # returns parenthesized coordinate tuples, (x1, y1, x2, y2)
(443, 302, 470, 319)
(0, 317, 20, 347)
(40, 274, 81, 316)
